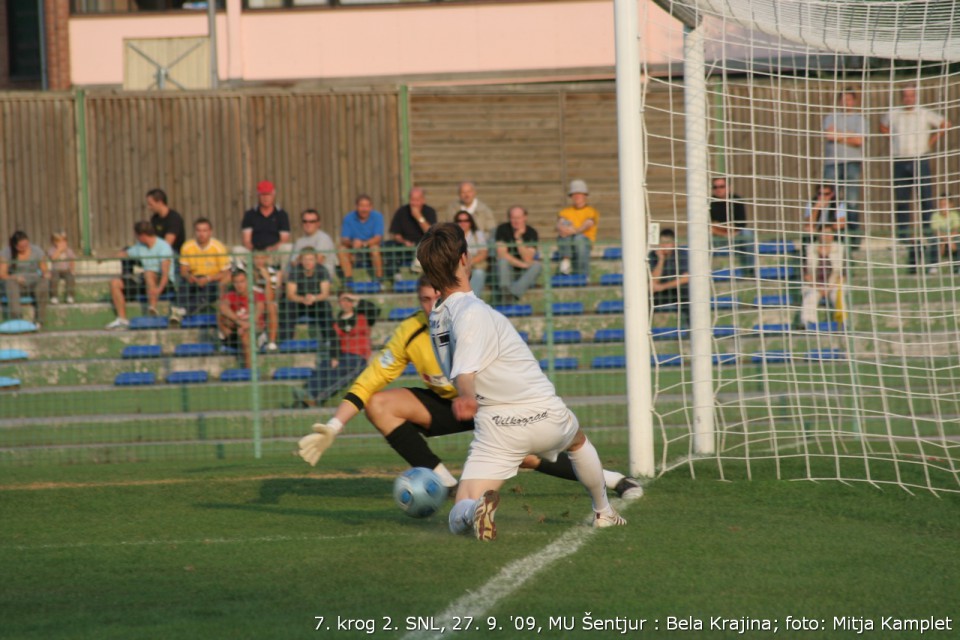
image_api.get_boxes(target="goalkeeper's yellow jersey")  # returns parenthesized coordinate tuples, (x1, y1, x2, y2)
(343, 310, 456, 411)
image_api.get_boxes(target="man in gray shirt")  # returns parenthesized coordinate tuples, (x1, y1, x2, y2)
(289, 208, 337, 272)
(822, 88, 866, 247)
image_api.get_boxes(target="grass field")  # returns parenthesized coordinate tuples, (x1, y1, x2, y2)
(3, 437, 959, 640)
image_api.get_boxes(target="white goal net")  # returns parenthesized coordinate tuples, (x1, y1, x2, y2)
(636, 0, 960, 493)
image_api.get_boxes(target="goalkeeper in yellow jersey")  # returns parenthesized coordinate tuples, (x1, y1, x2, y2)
(298, 277, 643, 499)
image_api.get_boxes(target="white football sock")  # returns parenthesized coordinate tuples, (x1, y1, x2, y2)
(568, 438, 611, 513)
(448, 499, 477, 535)
(603, 470, 625, 488)
(433, 463, 458, 488)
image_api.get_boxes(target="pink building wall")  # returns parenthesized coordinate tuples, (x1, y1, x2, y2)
(68, 1, 683, 87)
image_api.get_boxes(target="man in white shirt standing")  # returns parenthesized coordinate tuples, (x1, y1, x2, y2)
(880, 85, 950, 271)
(416, 222, 626, 541)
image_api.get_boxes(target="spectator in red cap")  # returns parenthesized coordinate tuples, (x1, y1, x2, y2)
(242, 180, 291, 255)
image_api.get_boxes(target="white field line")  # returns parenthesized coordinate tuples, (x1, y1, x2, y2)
(401, 498, 626, 640)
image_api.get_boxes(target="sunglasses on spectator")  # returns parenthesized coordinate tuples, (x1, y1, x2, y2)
(456, 218, 471, 223)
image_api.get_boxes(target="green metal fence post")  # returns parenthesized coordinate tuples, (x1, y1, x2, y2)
(74, 89, 93, 256)
(399, 85, 412, 196)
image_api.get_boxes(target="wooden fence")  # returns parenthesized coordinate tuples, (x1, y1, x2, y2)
(1, 79, 959, 253)
(0, 89, 402, 253)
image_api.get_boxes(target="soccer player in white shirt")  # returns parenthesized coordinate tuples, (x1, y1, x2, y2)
(416, 222, 626, 541)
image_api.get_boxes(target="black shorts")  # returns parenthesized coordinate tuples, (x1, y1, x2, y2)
(122, 274, 169, 302)
(407, 387, 475, 437)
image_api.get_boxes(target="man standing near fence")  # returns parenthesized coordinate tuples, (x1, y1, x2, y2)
(880, 85, 951, 273)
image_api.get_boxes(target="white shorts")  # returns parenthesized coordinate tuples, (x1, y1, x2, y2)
(460, 401, 580, 481)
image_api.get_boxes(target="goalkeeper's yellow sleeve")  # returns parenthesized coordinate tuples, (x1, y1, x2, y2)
(343, 311, 457, 411)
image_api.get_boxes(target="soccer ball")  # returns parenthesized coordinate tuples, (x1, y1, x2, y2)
(393, 467, 447, 518)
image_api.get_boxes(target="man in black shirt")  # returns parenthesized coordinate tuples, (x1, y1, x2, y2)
(384, 186, 437, 280)
(648, 228, 690, 325)
(709, 177, 755, 272)
(281, 247, 334, 348)
(494, 205, 542, 301)
(146, 188, 185, 254)
(242, 180, 291, 255)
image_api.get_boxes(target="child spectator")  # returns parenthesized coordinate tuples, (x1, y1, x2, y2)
(929, 195, 960, 273)
(295, 291, 375, 407)
(556, 179, 598, 277)
(801, 225, 844, 326)
(47, 231, 76, 305)
(218, 269, 276, 368)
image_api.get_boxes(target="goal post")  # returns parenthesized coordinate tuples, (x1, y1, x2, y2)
(621, 0, 960, 493)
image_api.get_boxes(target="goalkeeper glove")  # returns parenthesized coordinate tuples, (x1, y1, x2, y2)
(297, 418, 343, 466)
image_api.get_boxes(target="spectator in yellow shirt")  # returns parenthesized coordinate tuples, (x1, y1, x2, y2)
(171, 217, 231, 324)
(930, 194, 960, 273)
(556, 179, 598, 277)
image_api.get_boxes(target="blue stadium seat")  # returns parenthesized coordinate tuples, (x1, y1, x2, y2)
(713, 353, 738, 365)
(278, 339, 318, 353)
(549, 330, 582, 344)
(174, 343, 216, 358)
(596, 299, 624, 315)
(752, 323, 791, 334)
(757, 240, 797, 255)
(712, 325, 737, 338)
(551, 302, 584, 316)
(494, 304, 533, 317)
(0, 376, 21, 388)
(602, 247, 622, 260)
(402, 362, 417, 376)
(593, 328, 624, 343)
(806, 321, 843, 333)
(122, 345, 163, 359)
(388, 307, 418, 321)
(712, 268, 748, 281)
(517, 331, 529, 344)
(0, 349, 29, 362)
(272, 367, 314, 380)
(114, 372, 156, 386)
(805, 349, 846, 361)
(599, 273, 623, 286)
(539, 357, 579, 371)
(0, 319, 38, 334)
(758, 266, 797, 280)
(167, 370, 208, 384)
(653, 353, 683, 366)
(0, 295, 34, 304)
(393, 279, 417, 294)
(651, 327, 688, 340)
(348, 281, 382, 294)
(711, 295, 737, 310)
(753, 294, 791, 307)
(129, 316, 169, 330)
(181, 314, 218, 329)
(551, 274, 588, 288)
(220, 368, 251, 382)
(752, 351, 791, 364)
(592, 355, 626, 369)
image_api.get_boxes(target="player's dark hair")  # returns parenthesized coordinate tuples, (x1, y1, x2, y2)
(417, 222, 467, 293)
(660, 228, 676, 242)
(146, 188, 167, 205)
(194, 217, 212, 228)
(416, 275, 437, 291)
